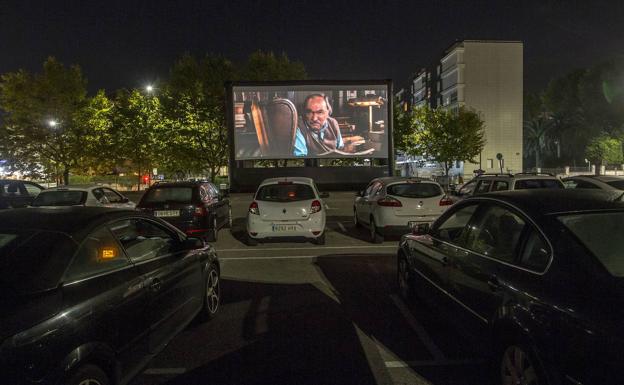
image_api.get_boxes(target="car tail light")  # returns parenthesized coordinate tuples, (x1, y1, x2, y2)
(439, 196, 453, 206)
(249, 201, 260, 215)
(311, 200, 322, 214)
(312, 231, 321, 235)
(194, 205, 207, 216)
(377, 197, 402, 207)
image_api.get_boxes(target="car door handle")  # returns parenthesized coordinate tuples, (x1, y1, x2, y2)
(147, 278, 162, 292)
(487, 276, 501, 291)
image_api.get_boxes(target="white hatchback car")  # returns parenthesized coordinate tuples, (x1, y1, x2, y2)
(354, 177, 451, 243)
(246, 177, 327, 245)
(32, 185, 136, 208)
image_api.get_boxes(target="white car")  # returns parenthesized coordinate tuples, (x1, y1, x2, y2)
(32, 185, 136, 208)
(354, 177, 451, 243)
(562, 175, 624, 191)
(246, 177, 327, 245)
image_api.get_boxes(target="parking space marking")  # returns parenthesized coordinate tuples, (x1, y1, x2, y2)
(389, 294, 446, 362)
(337, 221, 347, 232)
(217, 245, 396, 252)
(143, 368, 187, 375)
(385, 359, 486, 368)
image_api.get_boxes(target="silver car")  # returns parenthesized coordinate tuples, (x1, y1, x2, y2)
(32, 185, 136, 208)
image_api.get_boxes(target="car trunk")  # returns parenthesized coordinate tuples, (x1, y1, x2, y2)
(0, 288, 62, 343)
(139, 201, 198, 226)
(385, 182, 444, 217)
(258, 200, 312, 221)
(389, 195, 444, 217)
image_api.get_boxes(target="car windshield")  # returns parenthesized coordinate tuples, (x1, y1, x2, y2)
(606, 180, 624, 190)
(142, 187, 194, 203)
(386, 182, 442, 198)
(558, 211, 624, 277)
(514, 179, 563, 189)
(32, 191, 87, 206)
(0, 230, 75, 294)
(256, 183, 315, 202)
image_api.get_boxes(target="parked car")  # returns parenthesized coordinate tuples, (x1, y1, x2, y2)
(137, 181, 231, 242)
(32, 185, 135, 208)
(0, 207, 220, 385)
(562, 174, 624, 191)
(246, 177, 328, 245)
(354, 177, 451, 243)
(397, 189, 624, 385)
(0, 179, 44, 209)
(451, 172, 564, 202)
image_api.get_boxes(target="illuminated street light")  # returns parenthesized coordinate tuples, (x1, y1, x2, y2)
(48, 120, 58, 128)
(145, 85, 154, 93)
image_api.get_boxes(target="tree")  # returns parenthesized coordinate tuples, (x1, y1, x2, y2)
(75, 90, 117, 175)
(585, 135, 623, 173)
(406, 106, 486, 176)
(524, 117, 553, 169)
(113, 89, 164, 189)
(0, 57, 90, 184)
(240, 51, 307, 81)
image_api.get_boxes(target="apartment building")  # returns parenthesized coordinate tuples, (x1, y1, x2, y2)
(402, 40, 523, 177)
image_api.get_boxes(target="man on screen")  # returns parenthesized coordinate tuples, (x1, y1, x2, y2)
(293, 94, 344, 157)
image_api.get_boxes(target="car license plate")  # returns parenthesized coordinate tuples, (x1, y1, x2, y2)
(408, 221, 427, 229)
(272, 224, 298, 232)
(155, 210, 179, 217)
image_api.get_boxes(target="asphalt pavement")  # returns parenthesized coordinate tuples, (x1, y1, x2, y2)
(129, 192, 492, 385)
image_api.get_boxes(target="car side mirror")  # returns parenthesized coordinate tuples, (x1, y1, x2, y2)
(320, 192, 330, 198)
(183, 237, 205, 250)
(412, 223, 430, 236)
(121, 197, 130, 203)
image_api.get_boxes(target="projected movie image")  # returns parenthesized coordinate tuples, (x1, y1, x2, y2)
(233, 84, 389, 160)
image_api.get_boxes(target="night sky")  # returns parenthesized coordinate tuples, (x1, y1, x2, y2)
(1, 0, 623, 93)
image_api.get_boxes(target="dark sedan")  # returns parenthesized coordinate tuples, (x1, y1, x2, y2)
(397, 189, 624, 385)
(0, 207, 220, 385)
(0, 179, 44, 209)
(137, 181, 231, 242)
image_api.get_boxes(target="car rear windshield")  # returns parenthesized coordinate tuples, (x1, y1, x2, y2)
(386, 182, 442, 198)
(558, 212, 624, 277)
(514, 179, 563, 190)
(256, 183, 315, 202)
(32, 191, 87, 206)
(142, 187, 194, 203)
(606, 180, 624, 190)
(0, 230, 75, 294)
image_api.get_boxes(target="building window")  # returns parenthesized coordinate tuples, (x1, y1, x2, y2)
(487, 159, 494, 169)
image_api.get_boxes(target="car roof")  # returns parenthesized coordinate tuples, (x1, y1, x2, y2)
(467, 189, 624, 217)
(564, 175, 624, 182)
(476, 173, 558, 180)
(0, 207, 139, 234)
(260, 177, 314, 185)
(372, 176, 438, 185)
(150, 181, 207, 188)
(45, 185, 104, 192)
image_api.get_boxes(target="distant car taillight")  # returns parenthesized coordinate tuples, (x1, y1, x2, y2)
(439, 196, 453, 206)
(249, 201, 260, 215)
(311, 200, 322, 214)
(194, 205, 207, 216)
(377, 197, 402, 207)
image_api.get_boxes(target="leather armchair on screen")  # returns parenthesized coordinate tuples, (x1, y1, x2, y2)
(249, 98, 298, 158)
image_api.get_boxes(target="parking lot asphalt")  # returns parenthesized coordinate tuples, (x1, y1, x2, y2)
(129, 192, 492, 385)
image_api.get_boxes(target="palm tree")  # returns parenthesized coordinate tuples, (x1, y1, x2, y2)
(524, 117, 553, 169)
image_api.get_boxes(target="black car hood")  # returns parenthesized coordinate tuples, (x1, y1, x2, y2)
(0, 288, 62, 344)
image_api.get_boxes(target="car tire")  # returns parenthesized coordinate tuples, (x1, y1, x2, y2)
(499, 342, 548, 385)
(313, 232, 325, 245)
(65, 364, 110, 385)
(199, 264, 220, 321)
(206, 217, 218, 242)
(369, 217, 383, 244)
(397, 253, 412, 299)
(245, 233, 258, 246)
(353, 207, 361, 228)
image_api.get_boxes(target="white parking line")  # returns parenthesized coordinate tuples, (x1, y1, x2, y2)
(390, 294, 446, 362)
(217, 245, 396, 252)
(385, 359, 486, 368)
(337, 221, 347, 232)
(143, 368, 187, 375)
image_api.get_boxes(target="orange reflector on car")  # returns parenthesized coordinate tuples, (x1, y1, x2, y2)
(101, 248, 116, 259)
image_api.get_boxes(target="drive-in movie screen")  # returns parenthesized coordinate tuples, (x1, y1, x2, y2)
(232, 84, 389, 160)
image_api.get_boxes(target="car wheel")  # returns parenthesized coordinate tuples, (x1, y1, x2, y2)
(313, 232, 325, 245)
(245, 233, 258, 246)
(200, 264, 220, 321)
(353, 207, 361, 228)
(206, 217, 218, 242)
(398, 254, 412, 299)
(65, 364, 109, 385)
(369, 217, 383, 244)
(500, 343, 544, 385)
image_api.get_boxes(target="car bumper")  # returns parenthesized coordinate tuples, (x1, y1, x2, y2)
(247, 214, 325, 239)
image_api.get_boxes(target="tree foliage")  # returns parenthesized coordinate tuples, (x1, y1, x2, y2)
(240, 51, 307, 81)
(405, 106, 486, 175)
(585, 135, 623, 168)
(523, 117, 553, 169)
